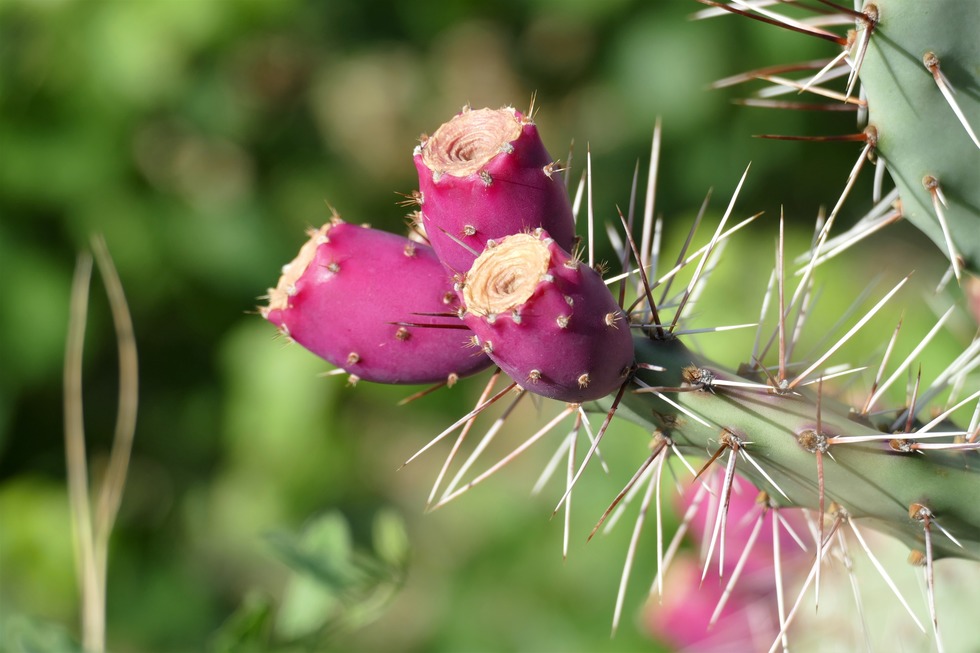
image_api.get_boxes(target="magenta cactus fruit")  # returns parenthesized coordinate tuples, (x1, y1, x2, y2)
(262, 218, 492, 384)
(460, 229, 634, 402)
(414, 106, 577, 274)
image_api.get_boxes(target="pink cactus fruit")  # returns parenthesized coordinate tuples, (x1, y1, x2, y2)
(414, 106, 577, 274)
(685, 476, 808, 581)
(460, 229, 634, 402)
(262, 218, 492, 385)
(647, 557, 779, 653)
(647, 474, 810, 652)
(966, 274, 980, 328)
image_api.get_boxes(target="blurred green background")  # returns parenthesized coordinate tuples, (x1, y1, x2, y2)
(1, 1, 973, 652)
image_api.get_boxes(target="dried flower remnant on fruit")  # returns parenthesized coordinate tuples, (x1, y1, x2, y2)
(421, 107, 524, 178)
(463, 233, 551, 317)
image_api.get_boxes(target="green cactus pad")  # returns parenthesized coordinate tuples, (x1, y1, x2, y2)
(858, 0, 980, 274)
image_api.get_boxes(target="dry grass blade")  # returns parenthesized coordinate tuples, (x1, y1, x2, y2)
(91, 234, 140, 577)
(63, 237, 140, 653)
(64, 251, 103, 652)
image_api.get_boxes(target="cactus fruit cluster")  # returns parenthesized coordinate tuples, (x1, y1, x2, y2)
(264, 105, 633, 402)
(265, 3, 980, 641)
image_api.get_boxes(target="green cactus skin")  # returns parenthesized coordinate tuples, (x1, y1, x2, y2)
(614, 335, 980, 563)
(857, 0, 980, 275)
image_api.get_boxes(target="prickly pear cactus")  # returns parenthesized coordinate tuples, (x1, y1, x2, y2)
(264, 94, 980, 650)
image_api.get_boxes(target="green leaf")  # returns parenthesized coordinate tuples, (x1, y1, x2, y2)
(208, 593, 274, 653)
(1, 615, 83, 653)
(372, 509, 410, 569)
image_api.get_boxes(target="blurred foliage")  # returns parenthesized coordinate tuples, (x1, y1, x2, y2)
(0, 0, 973, 652)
